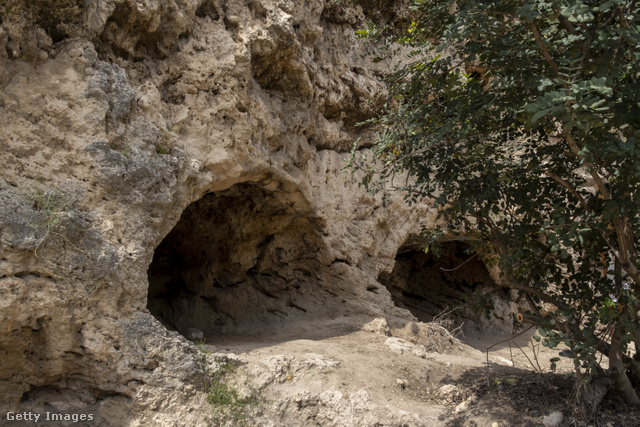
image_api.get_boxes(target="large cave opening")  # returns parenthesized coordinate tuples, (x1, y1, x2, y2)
(378, 240, 509, 333)
(147, 181, 327, 337)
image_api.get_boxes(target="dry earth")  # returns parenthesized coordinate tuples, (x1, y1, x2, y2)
(188, 320, 639, 427)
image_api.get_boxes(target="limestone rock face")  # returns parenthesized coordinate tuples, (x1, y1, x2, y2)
(0, 0, 521, 424)
(0, 0, 436, 422)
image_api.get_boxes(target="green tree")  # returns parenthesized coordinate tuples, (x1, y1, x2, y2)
(352, 0, 640, 408)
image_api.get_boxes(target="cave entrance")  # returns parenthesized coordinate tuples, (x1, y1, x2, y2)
(146, 181, 325, 338)
(378, 240, 504, 332)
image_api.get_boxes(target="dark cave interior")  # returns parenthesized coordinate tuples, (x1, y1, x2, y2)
(146, 181, 326, 337)
(378, 240, 501, 329)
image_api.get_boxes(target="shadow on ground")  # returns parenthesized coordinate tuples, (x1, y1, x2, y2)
(438, 364, 640, 427)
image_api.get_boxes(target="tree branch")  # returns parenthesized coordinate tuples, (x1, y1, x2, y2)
(562, 132, 612, 200)
(486, 261, 569, 310)
(544, 170, 589, 210)
(527, 20, 567, 88)
(553, 8, 591, 60)
(609, 323, 640, 404)
(527, 17, 613, 203)
(596, 228, 640, 286)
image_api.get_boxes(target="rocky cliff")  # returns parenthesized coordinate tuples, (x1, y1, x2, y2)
(0, 1, 515, 425)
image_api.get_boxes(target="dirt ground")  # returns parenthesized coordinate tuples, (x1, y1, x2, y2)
(200, 319, 640, 427)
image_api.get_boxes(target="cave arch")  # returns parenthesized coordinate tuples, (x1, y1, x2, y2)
(146, 181, 326, 337)
(378, 240, 509, 332)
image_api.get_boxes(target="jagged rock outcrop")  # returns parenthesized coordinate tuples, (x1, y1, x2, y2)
(0, 1, 510, 424)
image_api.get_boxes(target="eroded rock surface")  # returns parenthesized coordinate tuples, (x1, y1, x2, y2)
(0, 1, 511, 425)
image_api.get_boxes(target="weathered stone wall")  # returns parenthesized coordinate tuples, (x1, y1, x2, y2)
(0, 0, 433, 423)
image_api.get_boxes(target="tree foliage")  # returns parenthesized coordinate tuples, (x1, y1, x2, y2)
(351, 0, 640, 407)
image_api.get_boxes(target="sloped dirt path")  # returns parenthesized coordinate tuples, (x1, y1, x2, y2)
(199, 322, 639, 426)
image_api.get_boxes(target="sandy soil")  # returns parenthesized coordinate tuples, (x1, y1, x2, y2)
(196, 318, 640, 427)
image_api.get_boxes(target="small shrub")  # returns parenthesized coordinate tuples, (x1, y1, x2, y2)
(156, 126, 179, 155)
(197, 341, 213, 355)
(117, 144, 131, 158)
(29, 181, 76, 230)
(204, 358, 262, 426)
(432, 306, 464, 338)
(26, 179, 83, 277)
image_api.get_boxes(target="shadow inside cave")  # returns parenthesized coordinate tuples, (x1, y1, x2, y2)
(147, 182, 515, 354)
(146, 180, 334, 340)
(377, 240, 511, 335)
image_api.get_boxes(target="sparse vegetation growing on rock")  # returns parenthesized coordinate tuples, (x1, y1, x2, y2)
(203, 357, 263, 426)
(156, 126, 180, 155)
(26, 180, 83, 276)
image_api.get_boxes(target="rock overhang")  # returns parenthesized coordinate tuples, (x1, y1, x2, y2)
(0, 0, 431, 423)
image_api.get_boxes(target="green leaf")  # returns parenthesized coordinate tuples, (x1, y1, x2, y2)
(531, 109, 549, 124)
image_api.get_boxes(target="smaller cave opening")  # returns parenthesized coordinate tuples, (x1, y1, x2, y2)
(378, 240, 510, 332)
(146, 181, 326, 339)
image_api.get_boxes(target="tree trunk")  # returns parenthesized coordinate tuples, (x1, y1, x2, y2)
(583, 375, 612, 417)
(609, 324, 640, 406)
